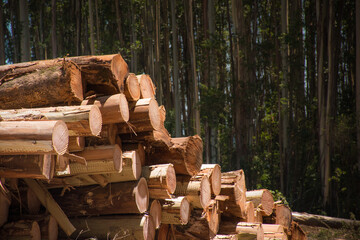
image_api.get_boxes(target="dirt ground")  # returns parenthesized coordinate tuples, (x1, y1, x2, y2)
(300, 225, 360, 240)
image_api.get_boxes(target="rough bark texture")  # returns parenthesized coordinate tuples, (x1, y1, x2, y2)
(0, 61, 83, 109)
(146, 135, 203, 176)
(50, 178, 149, 216)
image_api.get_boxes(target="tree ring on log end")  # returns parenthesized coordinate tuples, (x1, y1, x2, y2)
(132, 150, 142, 180)
(52, 120, 69, 155)
(180, 197, 190, 225)
(126, 74, 141, 101)
(148, 98, 161, 131)
(119, 93, 130, 122)
(30, 221, 41, 240)
(212, 164, 222, 196)
(200, 176, 211, 209)
(183, 135, 203, 176)
(150, 200, 162, 229)
(166, 164, 176, 194)
(135, 178, 149, 213)
(89, 105, 102, 136)
(113, 144, 123, 172)
(142, 214, 156, 240)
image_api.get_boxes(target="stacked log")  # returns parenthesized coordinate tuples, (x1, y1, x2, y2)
(0, 54, 308, 240)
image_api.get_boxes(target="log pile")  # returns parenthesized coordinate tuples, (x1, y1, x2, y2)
(0, 54, 307, 240)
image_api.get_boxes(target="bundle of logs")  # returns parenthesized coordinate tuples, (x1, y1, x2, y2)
(0, 54, 307, 240)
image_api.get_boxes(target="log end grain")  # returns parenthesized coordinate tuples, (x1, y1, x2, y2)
(180, 197, 191, 225)
(142, 214, 156, 240)
(67, 61, 84, 102)
(111, 54, 129, 90)
(166, 164, 177, 194)
(113, 144, 123, 172)
(137, 74, 156, 99)
(176, 135, 203, 176)
(149, 98, 161, 131)
(30, 221, 41, 240)
(200, 176, 212, 209)
(135, 177, 150, 213)
(47, 216, 58, 240)
(52, 120, 69, 155)
(125, 74, 141, 101)
(150, 200, 162, 229)
(246, 189, 274, 216)
(88, 105, 103, 136)
(118, 93, 130, 123)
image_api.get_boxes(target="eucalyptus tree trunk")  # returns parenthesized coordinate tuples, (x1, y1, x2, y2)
(76, 0, 81, 56)
(171, 0, 181, 137)
(162, 0, 172, 111)
(20, 0, 31, 61)
(88, 0, 95, 55)
(155, 0, 162, 105)
(130, 0, 137, 72)
(0, 2, 4, 64)
(115, 0, 124, 47)
(95, 0, 100, 52)
(356, 0, 360, 170)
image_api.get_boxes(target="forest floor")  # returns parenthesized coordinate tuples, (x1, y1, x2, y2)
(301, 224, 360, 240)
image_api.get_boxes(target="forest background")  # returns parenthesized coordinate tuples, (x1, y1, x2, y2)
(0, 0, 359, 220)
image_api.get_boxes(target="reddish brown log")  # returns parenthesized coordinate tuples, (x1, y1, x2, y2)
(161, 197, 191, 225)
(262, 224, 287, 240)
(219, 222, 264, 240)
(64, 215, 155, 240)
(0, 61, 83, 109)
(246, 189, 274, 216)
(137, 74, 156, 99)
(288, 221, 307, 240)
(0, 220, 41, 240)
(124, 73, 141, 101)
(81, 93, 129, 124)
(157, 224, 176, 240)
(67, 54, 129, 94)
(38, 215, 58, 240)
(150, 200, 162, 229)
(0, 105, 102, 137)
(199, 164, 221, 196)
(51, 177, 149, 216)
(68, 137, 85, 152)
(146, 135, 203, 176)
(0, 120, 69, 155)
(142, 164, 176, 199)
(123, 143, 146, 166)
(240, 201, 255, 223)
(174, 175, 211, 209)
(0, 154, 55, 179)
(85, 124, 118, 146)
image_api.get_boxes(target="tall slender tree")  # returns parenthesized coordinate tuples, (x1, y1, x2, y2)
(20, 0, 30, 61)
(88, 0, 95, 55)
(0, 1, 5, 65)
(356, 0, 360, 170)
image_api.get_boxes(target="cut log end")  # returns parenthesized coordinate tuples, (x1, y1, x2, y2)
(166, 164, 177, 194)
(88, 105, 103, 136)
(67, 62, 84, 102)
(180, 197, 191, 225)
(137, 74, 156, 99)
(143, 214, 156, 240)
(182, 135, 203, 176)
(200, 176, 212, 209)
(149, 98, 161, 131)
(47, 216, 58, 240)
(52, 120, 69, 155)
(30, 221, 41, 240)
(113, 144, 123, 172)
(203, 164, 222, 196)
(110, 54, 129, 90)
(135, 178, 150, 213)
(119, 93, 130, 123)
(125, 74, 141, 101)
(150, 200, 162, 229)
(132, 150, 142, 180)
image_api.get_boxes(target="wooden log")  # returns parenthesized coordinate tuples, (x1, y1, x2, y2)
(81, 93, 129, 124)
(0, 120, 69, 155)
(120, 126, 172, 148)
(219, 170, 246, 218)
(292, 211, 360, 228)
(288, 221, 307, 240)
(246, 189, 274, 216)
(0, 189, 11, 227)
(208, 200, 221, 237)
(27, 189, 41, 214)
(64, 214, 155, 240)
(67, 54, 129, 94)
(125, 73, 141, 101)
(161, 197, 190, 225)
(0, 105, 102, 137)
(0, 154, 55, 179)
(118, 98, 161, 133)
(219, 222, 264, 240)
(23, 179, 76, 236)
(123, 143, 146, 165)
(150, 200, 162, 229)
(0, 61, 83, 109)
(262, 224, 287, 240)
(159, 105, 166, 123)
(199, 164, 221, 196)
(146, 135, 203, 176)
(274, 204, 292, 229)
(157, 224, 176, 240)
(214, 234, 238, 240)
(38, 215, 58, 240)
(137, 74, 156, 98)
(0, 220, 41, 240)
(240, 201, 255, 223)
(142, 164, 176, 199)
(174, 175, 211, 209)
(51, 177, 149, 216)
(254, 208, 263, 223)
(68, 137, 85, 152)
(85, 124, 118, 146)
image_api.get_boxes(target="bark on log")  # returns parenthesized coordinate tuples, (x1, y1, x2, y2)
(68, 136, 85, 152)
(0, 154, 55, 179)
(81, 93, 129, 124)
(64, 215, 155, 240)
(142, 164, 176, 199)
(246, 189, 274, 216)
(146, 135, 203, 176)
(262, 224, 287, 240)
(274, 204, 292, 229)
(288, 221, 307, 240)
(150, 200, 162, 229)
(219, 222, 264, 240)
(85, 124, 118, 146)
(0, 105, 102, 137)
(240, 201, 255, 223)
(0, 61, 83, 109)
(118, 98, 161, 133)
(174, 175, 211, 209)
(199, 164, 221, 196)
(292, 211, 360, 228)
(66, 54, 129, 94)
(125, 73, 141, 101)
(51, 177, 149, 216)
(0, 120, 69, 155)
(0, 220, 41, 240)
(110, 149, 142, 181)
(219, 170, 246, 218)
(161, 197, 190, 225)
(137, 74, 156, 99)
